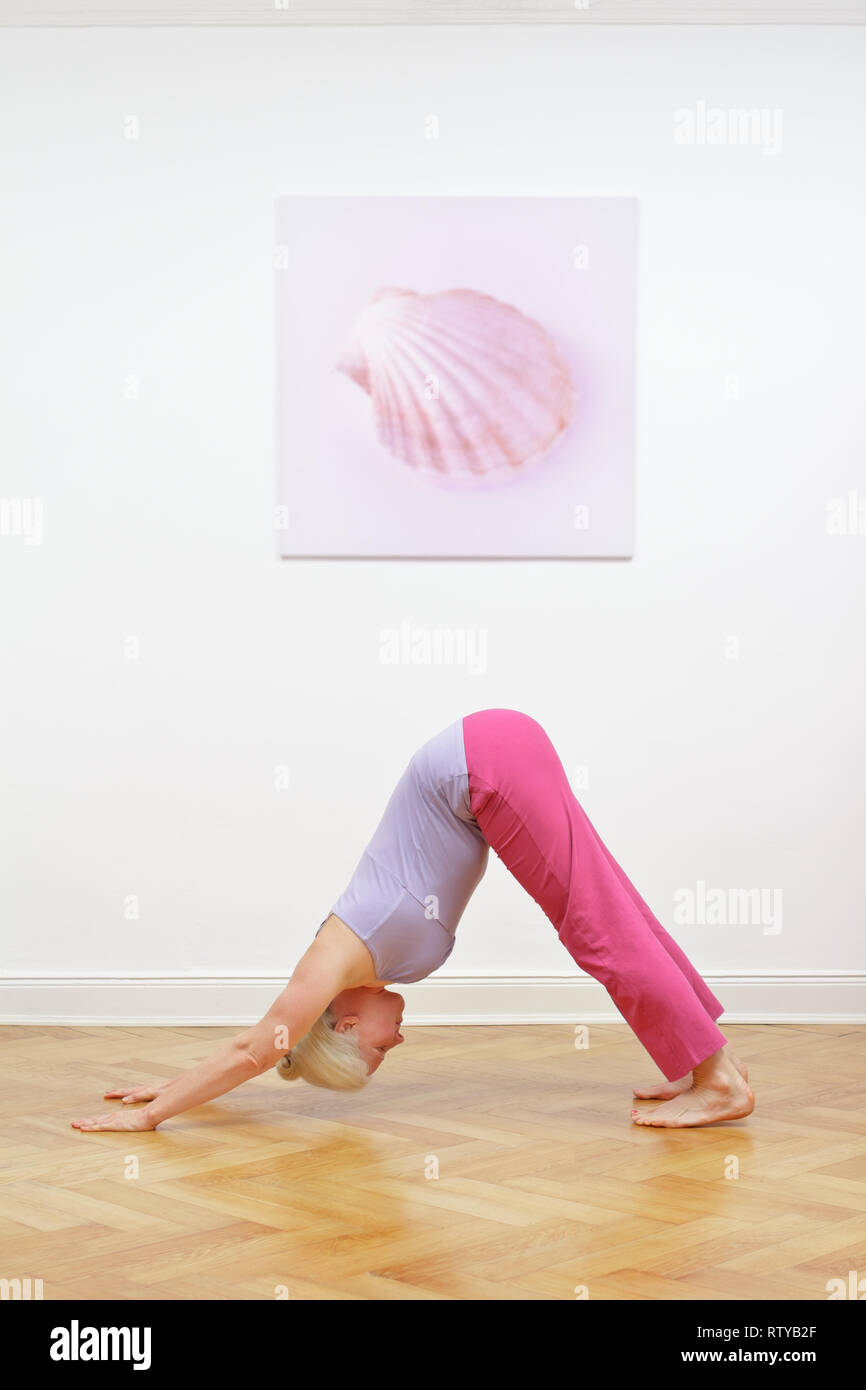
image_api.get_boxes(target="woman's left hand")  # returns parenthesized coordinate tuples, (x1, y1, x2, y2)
(71, 1108, 158, 1132)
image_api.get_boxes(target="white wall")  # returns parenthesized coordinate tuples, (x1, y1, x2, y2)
(1, 24, 864, 1021)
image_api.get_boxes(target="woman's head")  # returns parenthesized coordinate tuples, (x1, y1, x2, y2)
(276, 987, 405, 1091)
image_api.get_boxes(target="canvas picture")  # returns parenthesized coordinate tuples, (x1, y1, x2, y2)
(276, 195, 637, 558)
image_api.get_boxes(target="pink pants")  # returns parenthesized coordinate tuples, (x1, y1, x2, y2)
(463, 708, 727, 1081)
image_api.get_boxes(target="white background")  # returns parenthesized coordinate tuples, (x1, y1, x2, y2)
(0, 24, 864, 1017)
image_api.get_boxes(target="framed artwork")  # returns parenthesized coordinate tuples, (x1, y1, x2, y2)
(276, 195, 637, 558)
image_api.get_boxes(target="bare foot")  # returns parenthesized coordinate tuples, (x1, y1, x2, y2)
(633, 1047, 749, 1101)
(631, 1050, 754, 1128)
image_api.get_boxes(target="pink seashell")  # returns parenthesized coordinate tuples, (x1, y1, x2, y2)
(336, 287, 577, 487)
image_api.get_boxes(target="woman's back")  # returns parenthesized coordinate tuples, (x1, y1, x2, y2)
(321, 717, 489, 983)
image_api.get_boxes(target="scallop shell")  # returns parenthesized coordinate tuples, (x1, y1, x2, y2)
(335, 287, 577, 487)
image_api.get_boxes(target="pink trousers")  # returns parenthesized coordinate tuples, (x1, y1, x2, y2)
(463, 708, 727, 1081)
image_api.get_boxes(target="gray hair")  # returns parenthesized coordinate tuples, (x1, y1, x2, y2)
(276, 1005, 370, 1092)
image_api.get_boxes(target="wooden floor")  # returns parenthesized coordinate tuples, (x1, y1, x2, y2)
(1, 1023, 865, 1301)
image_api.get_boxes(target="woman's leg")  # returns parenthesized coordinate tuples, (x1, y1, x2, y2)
(572, 795, 750, 1097)
(463, 708, 728, 1084)
(580, 807, 725, 1024)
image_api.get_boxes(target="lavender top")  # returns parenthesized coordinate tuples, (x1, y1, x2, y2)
(318, 717, 489, 983)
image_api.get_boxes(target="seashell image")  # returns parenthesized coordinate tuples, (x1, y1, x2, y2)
(335, 287, 577, 487)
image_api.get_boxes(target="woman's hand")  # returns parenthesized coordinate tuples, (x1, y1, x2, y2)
(102, 1081, 175, 1104)
(68, 968, 341, 1132)
(71, 1108, 158, 1133)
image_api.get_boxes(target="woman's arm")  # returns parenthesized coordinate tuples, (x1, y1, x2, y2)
(72, 957, 344, 1132)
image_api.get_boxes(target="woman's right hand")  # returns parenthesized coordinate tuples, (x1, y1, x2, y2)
(103, 1080, 175, 1104)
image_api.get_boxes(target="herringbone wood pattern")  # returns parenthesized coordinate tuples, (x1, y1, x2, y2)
(1, 1023, 864, 1300)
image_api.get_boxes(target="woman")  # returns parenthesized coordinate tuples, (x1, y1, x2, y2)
(72, 709, 754, 1134)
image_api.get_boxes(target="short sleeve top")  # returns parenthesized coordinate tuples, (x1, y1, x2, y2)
(318, 717, 489, 983)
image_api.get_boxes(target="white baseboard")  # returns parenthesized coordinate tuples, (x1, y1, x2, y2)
(0, 972, 863, 1025)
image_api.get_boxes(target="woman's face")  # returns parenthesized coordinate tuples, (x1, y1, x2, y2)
(331, 987, 405, 1073)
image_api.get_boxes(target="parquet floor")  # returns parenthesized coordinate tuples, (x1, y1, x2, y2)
(1, 1023, 864, 1301)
